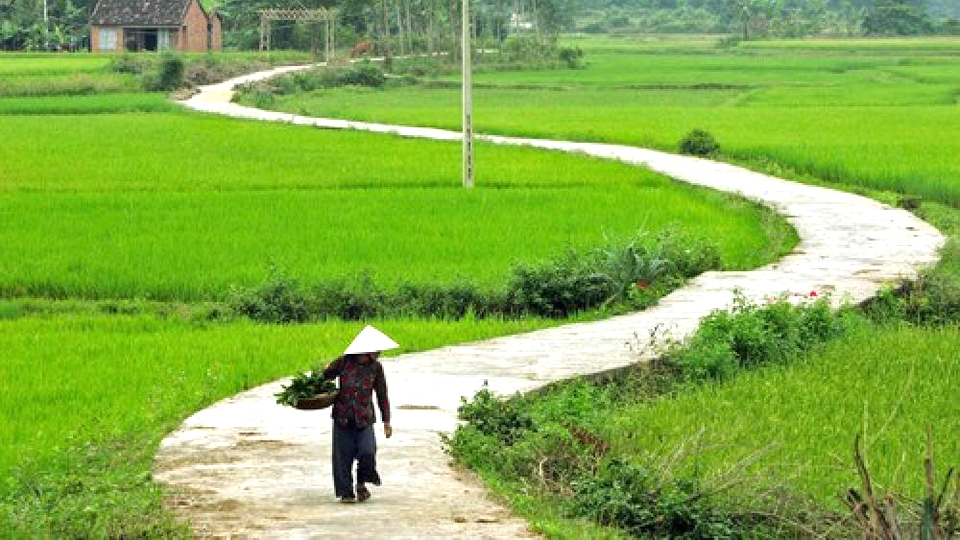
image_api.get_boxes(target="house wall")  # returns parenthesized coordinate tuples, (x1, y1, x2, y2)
(89, 0, 220, 54)
(180, 0, 212, 52)
(210, 15, 222, 51)
(90, 25, 123, 53)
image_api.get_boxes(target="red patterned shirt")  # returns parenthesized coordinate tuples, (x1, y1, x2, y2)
(322, 355, 390, 428)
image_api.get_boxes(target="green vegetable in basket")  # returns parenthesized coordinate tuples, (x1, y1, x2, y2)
(275, 369, 338, 407)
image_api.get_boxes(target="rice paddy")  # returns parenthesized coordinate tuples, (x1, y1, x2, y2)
(606, 322, 960, 508)
(1, 38, 956, 537)
(0, 313, 560, 536)
(0, 49, 799, 535)
(245, 36, 960, 205)
(0, 112, 789, 301)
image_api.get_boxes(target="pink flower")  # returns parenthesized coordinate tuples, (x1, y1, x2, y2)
(809, 290, 818, 298)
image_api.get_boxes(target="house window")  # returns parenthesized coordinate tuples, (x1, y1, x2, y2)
(158, 29, 171, 51)
(99, 28, 117, 51)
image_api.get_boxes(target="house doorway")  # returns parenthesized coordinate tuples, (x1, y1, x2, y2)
(124, 28, 173, 52)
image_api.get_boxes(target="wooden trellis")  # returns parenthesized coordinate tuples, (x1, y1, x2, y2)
(259, 8, 339, 58)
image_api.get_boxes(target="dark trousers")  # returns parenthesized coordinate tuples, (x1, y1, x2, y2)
(332, 422, 381, 498)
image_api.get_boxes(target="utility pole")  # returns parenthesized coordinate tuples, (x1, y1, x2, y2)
(461, 0, 474, 189)
(43, 0, 49, 50)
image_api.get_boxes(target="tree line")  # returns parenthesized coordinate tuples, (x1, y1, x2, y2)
(1, 0, 956, 51)
(0, 0, 577, 53)
(578, 0, 959, 37)
(217, 0, 576, 56)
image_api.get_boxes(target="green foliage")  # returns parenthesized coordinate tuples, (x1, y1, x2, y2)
(863, 267, 960, 326)
(0, 52, 312, 98)
(225, 230, 721, 322)
(244, 63, 388, 98)
(678, 128, 720, 157)
(275, 369, 337, 406)
(110, 54, 146, 75)
(450, 293, 958, 536)
(143, 54, 185, 92)
(611, 322, 959, 517)
(228, 266, 310, 323)
(558, 46, 585, 69)
(571, 459, 741, 539)
(457, 382, 535, 445)
(3, 435, 187, 538)
(673, 295, 846, 381)
(508, 230, 720, 318)
(864, 0, 934, 36)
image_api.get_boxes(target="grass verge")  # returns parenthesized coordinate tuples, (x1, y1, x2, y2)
(450, 304, 959, 538)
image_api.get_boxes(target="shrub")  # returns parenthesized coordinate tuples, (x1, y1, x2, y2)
(311, 272, 385, 320)
(143, 54, 185, 91)
(679, 128, 720, 157)
(226, 267, 310, 323)
(507, 251, 615, 318)
(558, 46, 585, 69)
(228, 231, 719, 322)
(345, 64, 386, 88)
(571, 459, 741, 538)
(863, 268, 960, 326)
(673, 294, 846, 381)
(449, 376, 752, 538)
(110, 54, 144, 74)
(276, 64, 386, 93)
(446, 294, 861, 539)
(389, 280, 489, 319)
(250, 86, 276, 109)
(457, 382, 534, 445)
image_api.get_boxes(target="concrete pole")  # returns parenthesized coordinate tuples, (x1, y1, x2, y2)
(461, 0, 474, 189)
(43, 0, 49, 50)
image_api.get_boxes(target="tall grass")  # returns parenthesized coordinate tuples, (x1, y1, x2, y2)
(606, 322, 959, 508)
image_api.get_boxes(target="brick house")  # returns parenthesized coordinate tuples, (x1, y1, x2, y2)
(90, 0, 222, 53)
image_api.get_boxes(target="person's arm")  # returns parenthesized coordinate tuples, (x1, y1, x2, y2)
(374, 362, 392, 438)
(321, 356, 344, 381)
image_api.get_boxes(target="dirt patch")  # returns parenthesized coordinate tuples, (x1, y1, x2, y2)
(233, 438, 295, 451)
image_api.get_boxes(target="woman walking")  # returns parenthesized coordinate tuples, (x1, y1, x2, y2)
(322, 326, 396, 503)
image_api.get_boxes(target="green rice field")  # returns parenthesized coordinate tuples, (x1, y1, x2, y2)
(0, 314, 556, 477)
(0, 49, 796, 535)
(606, 322, 960, 508)
(244, 36, 960, 205)
(1, 38, 957, 537)
(0, 313, 559, 535)
(0, 112, 788, 301)
(0, 51, 312, 97)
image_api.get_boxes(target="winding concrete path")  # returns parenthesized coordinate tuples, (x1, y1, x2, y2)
(153, 66, 945, 538)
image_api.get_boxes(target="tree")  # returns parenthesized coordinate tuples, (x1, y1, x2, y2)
(862, 0, 932, 35)
(725, 0, 773, 39)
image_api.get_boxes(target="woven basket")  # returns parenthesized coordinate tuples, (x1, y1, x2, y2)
(293, 391, 338, 410)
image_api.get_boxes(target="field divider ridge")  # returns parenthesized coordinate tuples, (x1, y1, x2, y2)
(151, 65, 946, 538)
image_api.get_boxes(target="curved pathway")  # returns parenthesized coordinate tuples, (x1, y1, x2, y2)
(154, 66, 945, 538)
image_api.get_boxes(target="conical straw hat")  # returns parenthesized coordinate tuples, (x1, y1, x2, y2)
(343, 326, 399, 356)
